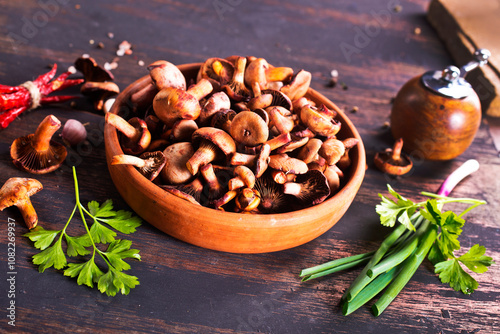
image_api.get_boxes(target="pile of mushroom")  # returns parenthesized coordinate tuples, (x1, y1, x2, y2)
(108, 56, 359, 213)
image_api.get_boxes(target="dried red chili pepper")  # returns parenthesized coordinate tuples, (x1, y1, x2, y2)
(0, 64, 84, 129)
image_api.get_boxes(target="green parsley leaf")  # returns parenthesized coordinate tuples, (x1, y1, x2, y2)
(89, 221, 117, 244)
(427, 243, 446, 265)
(101, 210, 142, 234)
(103, 239, 141, 271)
(435, 258, 478, 294)
(376, 185, 417, 231)
(88, 199, 116, 218)
(32, 239, 67, 272)
(458, 244, 495, 274)
(65, 234, 92, 257)
(98, 267, 139, 296)
(24, 226, 61, 250)
(65, 259, 104, 288)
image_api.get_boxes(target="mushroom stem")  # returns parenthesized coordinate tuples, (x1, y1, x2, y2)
(264, 132, 292, 151)
(32, 115, 61, 152)
(200, 163, 222, 198)
(392, 138, 403, 161)
(187, 79, 213, 101)
(186, 141, 218, 175)
(111, 154, 146, 168)
(106, 113, 140, 141)
(17, 198, 38, 229)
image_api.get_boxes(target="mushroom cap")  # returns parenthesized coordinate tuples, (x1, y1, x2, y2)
(269, 154, 308, 174)
(161, 142, 195, 185)
(230, 111, 269, 147)
(148, 60, 186, 90)
(283, 169, 330, 206)
(191, 127, 236, 156)
(261, 89, 293, 110)
(280, 69, 312, 100)
(300, 104, 341, 137)
(210, 109, 236, 133)
(75, 55, 114, 82)
(137, 151, 166, 181)
(319, 138, 345, 166)
(199, 91, 231, 125)
(120, 117, 151, 155)
(0, 177, 43, 210)
(197, 57, 234, 91)
(11, 135, 67, 175)
(153, 87, 201, 126)
(374, 149, 413, 176)
(297, 138, 323, 163)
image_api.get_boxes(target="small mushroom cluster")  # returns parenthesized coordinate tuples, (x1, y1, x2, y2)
(108, 56, 359, 213)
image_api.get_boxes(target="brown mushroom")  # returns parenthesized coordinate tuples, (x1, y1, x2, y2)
(222, 56, 251, 102)
(197, 57, 234, 91)
(323, 165, 341, 193)
(198, 91, 231, 125)
(147, 60, 186, 90)
(235, 187, 261, 212)
(280, 69, 312, 100)
(319, 138, 345, 166)
(337, 138, 359, 170)
(161, 178, 204, 206)
(170, 119, 198, 142)
(300, 104, 341, 137)
(254, 173, 287, 213)
(210, 109, 236, 133)
(75, 55, 119, 111)
(297, 138, 323, 163)
(244, 58, 293, 91)
(111, 151, 166, 181)
(80, 81, 120, 111)
(269, 154, 308, 175)
(105, 113, 151, 155)
(267, 106, 295, 135)
(153, 79, 213, 127)
(161, 142, 195, 185)
(213, 189, 238, 211)
(283, 169, 330, 206)
(228, 165, 256, 190)
(264, 132, 292, 151)
(11, 115, 67, 174)
(247, 89, 292, 111)
(186, 127, 236, 175)
(374, 138, 413, 176)
(230, 111, 269, 147)
(0, 177, 43, 229)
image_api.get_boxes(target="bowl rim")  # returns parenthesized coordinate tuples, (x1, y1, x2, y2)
(104, 62, 365, 247)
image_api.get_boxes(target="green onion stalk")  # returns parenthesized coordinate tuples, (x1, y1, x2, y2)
(300, 159, 486, 316)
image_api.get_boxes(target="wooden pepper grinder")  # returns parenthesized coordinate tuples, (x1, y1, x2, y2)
(390, 49, 490, 160)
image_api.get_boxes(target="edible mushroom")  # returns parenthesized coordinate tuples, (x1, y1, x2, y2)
(228, 165, 256, 190)
(11, 115, 67, 174)
(269, 154, 308, 175)
(0, 177, 43, 229)
(186, 127, 236, 175)
(229, 111, 269, 147)
(283, 169, 330, 206)
(374, 138, 413, 176)
(222, 56, 251, 102)
(235, 187, 261, 212)
(280, 69, 312, 100)
(153, 78, 213, 127)
(147, 60, 186, 90)
(319, 138, 345, 166)
(300, 104, 341, 137)
(111, 151, 166, 181)
(161, 178, 204, 206)
(197, 57, 234, 91)
(198, 91, 231, 125)
(161, 142, 195, 185)
(254, 173, 287, 213)
(105, 113, 151, 155)
(244, 58, 293, 91)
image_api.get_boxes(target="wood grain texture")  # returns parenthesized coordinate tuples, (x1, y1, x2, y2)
(0, 0, 499, 333)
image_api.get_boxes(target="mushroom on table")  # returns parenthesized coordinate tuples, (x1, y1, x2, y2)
(0, 177, 43, 229)
(10, 114, 67, 174)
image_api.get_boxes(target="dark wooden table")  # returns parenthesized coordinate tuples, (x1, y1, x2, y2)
(1, 0, 499, 333)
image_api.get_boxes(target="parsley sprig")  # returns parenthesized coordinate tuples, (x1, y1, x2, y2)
(24, 167, 142, 296)
(300, 160, 495, 316)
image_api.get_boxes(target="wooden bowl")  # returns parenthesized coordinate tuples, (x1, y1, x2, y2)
(104, 63, 366, 253)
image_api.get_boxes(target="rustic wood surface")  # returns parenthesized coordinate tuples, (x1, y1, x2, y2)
(1, 0, 499, 333)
